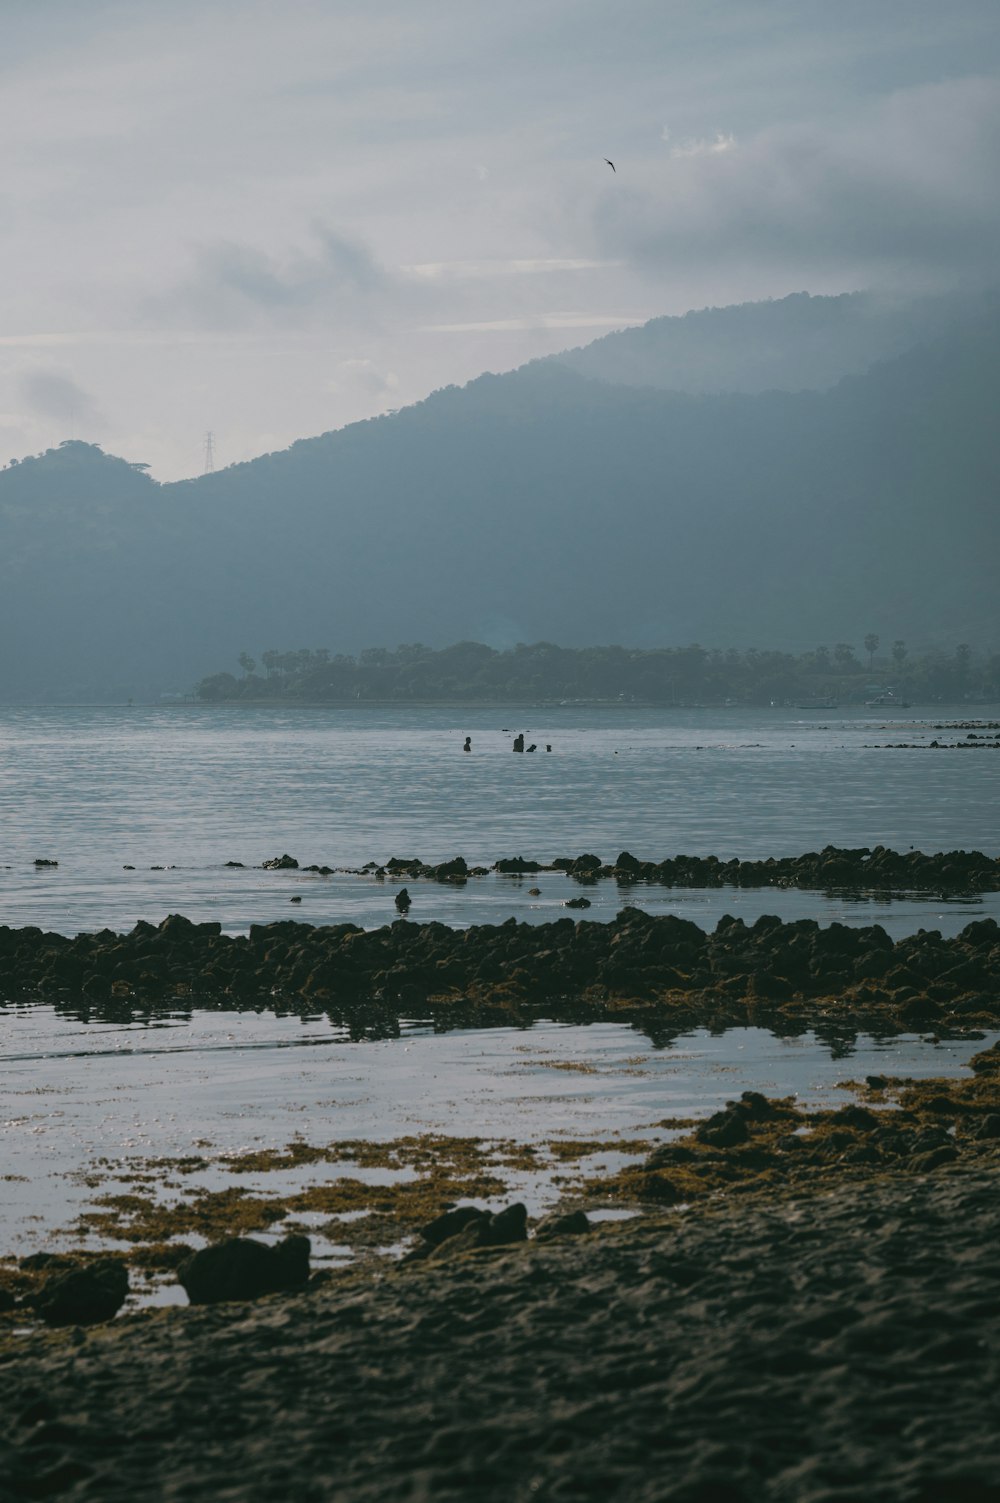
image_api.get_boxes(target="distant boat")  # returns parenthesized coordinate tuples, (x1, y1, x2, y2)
(795, 698, 838, 709)
(865, 693, 911, 708)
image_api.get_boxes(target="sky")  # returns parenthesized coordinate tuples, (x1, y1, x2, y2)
(1, 0, 998, 480)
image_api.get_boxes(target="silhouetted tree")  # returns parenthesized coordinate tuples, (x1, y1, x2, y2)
(863, 633, 879, 670)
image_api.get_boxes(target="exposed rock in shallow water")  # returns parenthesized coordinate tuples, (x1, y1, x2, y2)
(2, 893, 999, 1035)
(425, 1204, 529, 1260)
(177, 1235, 310, 1304)
(418, 1206, 487, 1249)
(36, 1258, 128, 1326)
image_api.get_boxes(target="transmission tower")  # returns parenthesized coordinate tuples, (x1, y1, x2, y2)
(204, 431, 215, 474)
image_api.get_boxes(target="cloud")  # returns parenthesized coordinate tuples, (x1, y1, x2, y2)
(403, 258, 617, 281)
(598, 77, 1000, 288)
(328, 359, 399, 400)
(420, 313, 646, 333)
(663, 131, 737, 160)
(18, 369, 102, 425)
(146, 224, 391, 330)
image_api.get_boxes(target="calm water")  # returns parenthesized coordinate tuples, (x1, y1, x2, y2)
(1, 702, 998, 936)
(3, 703, 997, 1281)
(5, 1004, 996, 1276)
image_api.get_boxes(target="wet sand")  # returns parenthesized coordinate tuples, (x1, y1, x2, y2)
(2, 1158, 998, 1502)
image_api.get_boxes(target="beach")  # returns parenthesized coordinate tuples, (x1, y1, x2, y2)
(3, 1155, 999, 1502)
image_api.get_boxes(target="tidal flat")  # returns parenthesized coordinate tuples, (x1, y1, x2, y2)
(3, 899, 1000, 1499)
(2, 702, 999, 1498)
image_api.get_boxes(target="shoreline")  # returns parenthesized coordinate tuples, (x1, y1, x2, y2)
(3, 1153, 999, 1500)
(5, 1039, 1000, 1320)
(4, 862, 1000, 1498)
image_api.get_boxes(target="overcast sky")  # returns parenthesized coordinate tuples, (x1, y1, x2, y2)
(1, 0, 998, 479)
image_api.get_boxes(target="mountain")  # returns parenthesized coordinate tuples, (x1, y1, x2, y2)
(549, 287, 997, 394)
(0, 294, 997, 701)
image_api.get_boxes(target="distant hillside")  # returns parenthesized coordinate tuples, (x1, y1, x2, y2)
(0, 293, 997, 701)
(550, 287, 996, 394)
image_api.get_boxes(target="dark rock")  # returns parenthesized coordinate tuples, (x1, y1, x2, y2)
(646, 1143, 697, 1168)
(262, 854, 299, 870)
(830, 1105, 879, 1131)
(696, 1109, 749, 1148)
(534, 1210, 590, 1241)
(177, 1235, 310, 1305)
(922, 1094, 959, 1116)
(37, 1259, 128, 1327)
(898, 994, 941, 1023)
(33, 859, 59, 867)
(910, 1146, 959, 1173)
(486, 1203, 528, 1245)
(418, 1205, 488, 1248)
(972, 1114, 1000, 1140)
(428, 1203, 528, 1259)
(428, 1221, 487, 1259)
(564, 897, 592, 909)
(570, 854, 603, 875)
(635, 1172, 684, 1203)
(736, 1091, 795, 1122)
(20, 1252, 76, 1272)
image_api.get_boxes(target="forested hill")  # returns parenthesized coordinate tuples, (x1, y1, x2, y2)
(549, 287, 994, 394)
(0, 300, 998, 701)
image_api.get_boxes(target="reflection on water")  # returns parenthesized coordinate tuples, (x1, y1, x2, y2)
(3, 1004, 995, 1265)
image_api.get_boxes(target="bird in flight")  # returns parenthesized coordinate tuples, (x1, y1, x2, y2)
(604, 158, 616, 171)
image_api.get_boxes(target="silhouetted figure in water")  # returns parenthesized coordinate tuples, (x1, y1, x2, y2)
(463, 736, 472, 752)
(513, 734, 524, 753)
(526, 744, 537, 752)
(395, 888, 411, 913)
(546, 744, 552, 752)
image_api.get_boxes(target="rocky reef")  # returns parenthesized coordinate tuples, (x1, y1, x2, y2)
(341, 843, 1000, 892)
(1, 898, 998, 1037)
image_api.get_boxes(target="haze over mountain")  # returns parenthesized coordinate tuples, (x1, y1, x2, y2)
(0, 290, 997, 702)
(551, 288, 996, 395)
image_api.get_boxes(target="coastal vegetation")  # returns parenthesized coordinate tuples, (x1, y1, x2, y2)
(195, 637, 1000, 706)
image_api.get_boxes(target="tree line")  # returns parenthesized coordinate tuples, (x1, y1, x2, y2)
(194, 637, 1000, 706)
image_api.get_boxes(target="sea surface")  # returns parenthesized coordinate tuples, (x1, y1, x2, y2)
(0, 702, 998, 936)
(2, 702, 998, 1281)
